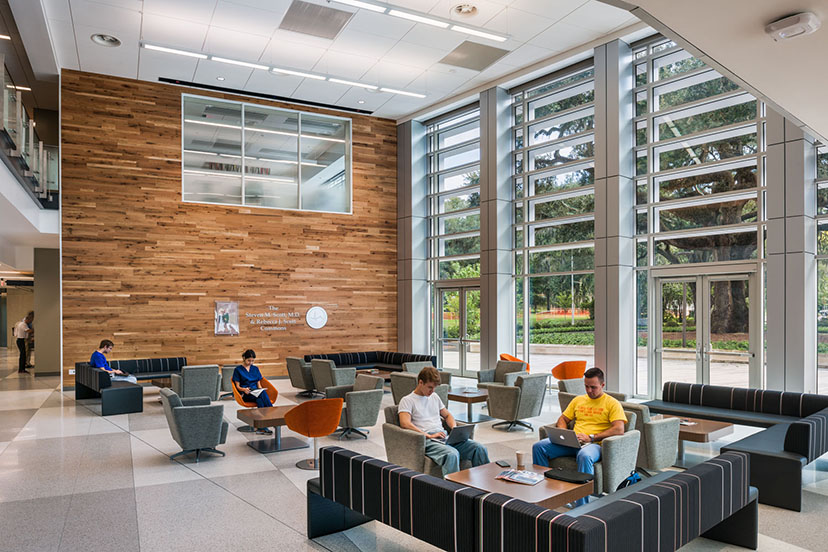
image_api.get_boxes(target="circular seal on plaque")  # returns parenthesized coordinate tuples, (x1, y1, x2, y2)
(305, 306, 328, 329)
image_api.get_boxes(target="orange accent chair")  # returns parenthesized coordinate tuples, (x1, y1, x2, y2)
(551, 360, 587, 381)
(285, 397, 344, 470)
(232, 378, 279, 432)
(499, 353, 530, 372)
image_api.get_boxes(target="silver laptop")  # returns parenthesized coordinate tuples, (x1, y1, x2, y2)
(543, 426, 585, 448)
(430, 424, 474, 446)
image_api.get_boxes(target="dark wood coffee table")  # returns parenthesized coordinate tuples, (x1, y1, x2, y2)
(446, 462, 592, 510)
(236, 405, 309, 454)
(447, 387, 493, 423)
(356, 368, 393, 382)
(150, 377, 172, 388)
(657, 415, 734, 467)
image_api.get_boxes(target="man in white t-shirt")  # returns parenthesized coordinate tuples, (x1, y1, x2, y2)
(398, 366, 489, 476)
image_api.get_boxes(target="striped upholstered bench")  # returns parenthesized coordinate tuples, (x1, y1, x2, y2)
(308, 447, 756, 552)
(644, 381, 828, 511)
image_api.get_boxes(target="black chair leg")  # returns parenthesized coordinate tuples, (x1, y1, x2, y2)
(493, 420, 533, 432)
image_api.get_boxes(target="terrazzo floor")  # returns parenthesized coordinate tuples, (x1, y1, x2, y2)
(0, 349, 826, 551)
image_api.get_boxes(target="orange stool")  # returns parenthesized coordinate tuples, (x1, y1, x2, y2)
(551, 360, 587, 381)
(499, 353, 530, 372)
(285, 397, 344, 470)
(233, 377, 279, 432)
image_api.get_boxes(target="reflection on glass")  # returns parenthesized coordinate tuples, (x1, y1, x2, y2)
(529, 134, 594, 171)
(300, 113, 349, 212)
(636, 270, 648, 396)
(440, 290, 460, 371)
(182, 97, 242, 205)
(438, 190, 480, 214)
(659, 280, 696, 385)
(533, 220, 594, 246)
(533, 193, 594, 221)
(528, 247, 594, 273)
(532, 167, 593, 195)
(244, 105, 298, 209)
(655, 230, 757, 265)
(708, 278, 750, 387)
(464, 289, 481, 373)
(658, 197, 757, 232)
(439, 168, 478, 192)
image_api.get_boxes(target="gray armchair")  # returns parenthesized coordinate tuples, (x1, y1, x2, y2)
(311, 359, 356, 396)
(557, 378, 628, 412)
(390, 372, 449, 406)
(539, 411, 640, 495)
(219, 365, 235, 400)
(620, 401, 680, 471)
(287, 357, 322, 398)
(170, 364, 221, 401)
(381, 405, 473, 477)
(402, 361, 451, 386)
(160, 388, 228, 462)
(486, 373, 548, 431)
(476, 360, 526, 390)
(326, 374, 384, 439)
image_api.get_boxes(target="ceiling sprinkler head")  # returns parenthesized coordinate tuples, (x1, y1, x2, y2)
(452, 4, 478, 17)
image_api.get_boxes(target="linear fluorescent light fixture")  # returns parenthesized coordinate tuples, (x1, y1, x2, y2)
(387, 9, 450, 28)
(211, 56, 269, 70)
(0, 34, 10, 40)
(335, 0, 387, 13)
(271, 67, 325, 80)
(329, 78, 378, 90)
(379, 87, 426, 98)
(143, 43, 207, 59)
(13, 86, 31, 91)
(450, 25, 508, 42)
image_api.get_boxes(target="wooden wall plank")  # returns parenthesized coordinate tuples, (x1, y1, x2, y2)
(61, 70, 399, 384)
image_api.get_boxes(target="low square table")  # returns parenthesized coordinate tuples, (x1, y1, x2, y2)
(447, 387, 493, 424)
(446, 462, 592, 510)
(236, 405, 309, 454)
(655, 414, 734, 467)
(355, 368, 393, 382)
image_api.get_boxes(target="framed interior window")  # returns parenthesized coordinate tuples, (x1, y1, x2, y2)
(181, 94, 352, 214)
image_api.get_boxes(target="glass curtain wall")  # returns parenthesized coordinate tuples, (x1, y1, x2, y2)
(426, 107, 482, 367)
(632, 38, 764, 395)
(816, 145, 828, 393)
(512, 67, 597, 372)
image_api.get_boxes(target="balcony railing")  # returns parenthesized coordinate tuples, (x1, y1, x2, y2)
(0, 56, 58, 210)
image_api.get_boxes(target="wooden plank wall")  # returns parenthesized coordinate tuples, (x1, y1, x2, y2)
(61, 70, 398, 385)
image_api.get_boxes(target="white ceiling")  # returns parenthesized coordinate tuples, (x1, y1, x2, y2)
(37, 0, 641, 119)
(604, 0, 828, 142)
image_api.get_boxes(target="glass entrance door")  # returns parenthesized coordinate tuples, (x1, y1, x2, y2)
(654, 273, 758, 394)
(438, 287, 481, 377)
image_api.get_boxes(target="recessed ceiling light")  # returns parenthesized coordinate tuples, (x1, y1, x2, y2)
(450, 25, 508, 42)
(271, 67, 326, 80)
(334, 0, 387, 13)
(143, 43, 208, 59)
(357, 100, 365, 104)
(379, 87, 426, 98)
(387, 9, 450, 28)
(328, 77, 378, 90)
(216, 76, 225, 81)
(211, 56, 269, 70)
(91, 34, 121, 47)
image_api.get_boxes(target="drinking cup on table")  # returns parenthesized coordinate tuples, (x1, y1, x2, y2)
(516, 451, 526, 469)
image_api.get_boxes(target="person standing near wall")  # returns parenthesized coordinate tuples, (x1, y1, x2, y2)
(25, 317, 34, 368)
(14, 311, 33, 374)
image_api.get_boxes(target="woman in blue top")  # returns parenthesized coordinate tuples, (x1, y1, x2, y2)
(232, 349, 274, 411)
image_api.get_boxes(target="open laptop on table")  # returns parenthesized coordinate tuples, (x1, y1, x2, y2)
(429, 423, 474, 446)
(543, 426, 587, 449)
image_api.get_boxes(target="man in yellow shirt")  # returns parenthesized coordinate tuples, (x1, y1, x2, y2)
(532, 367, 626, 505)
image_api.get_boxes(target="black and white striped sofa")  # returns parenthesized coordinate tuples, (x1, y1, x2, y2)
(645, 382, 828, 511)
(307, 446, 757, 551)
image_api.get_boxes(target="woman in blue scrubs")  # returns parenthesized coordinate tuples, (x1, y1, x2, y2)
(233, 349, 274, 433)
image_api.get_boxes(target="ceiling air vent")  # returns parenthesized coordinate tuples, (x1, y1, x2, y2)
(279, 0, 353, 40)
(439, 41, 509, 71)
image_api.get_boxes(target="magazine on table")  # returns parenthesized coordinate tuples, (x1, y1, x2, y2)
(496, 469, 544, 486)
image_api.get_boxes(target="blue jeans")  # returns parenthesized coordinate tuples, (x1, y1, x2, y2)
(425, 438, 490, 476)
(242, 390, 273, 407)
(532, 440, 601, 506)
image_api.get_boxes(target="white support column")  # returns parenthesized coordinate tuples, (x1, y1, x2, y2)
(593, 40, 636, 394)
(765, 108, 817, 392)
(479, 86, 513, 372)
(397, 121, 430, 354)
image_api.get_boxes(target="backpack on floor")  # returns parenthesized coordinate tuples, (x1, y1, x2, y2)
(615, 470, 643, 491)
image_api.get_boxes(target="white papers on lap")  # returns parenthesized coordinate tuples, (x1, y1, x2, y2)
(249, 388, 265, 397)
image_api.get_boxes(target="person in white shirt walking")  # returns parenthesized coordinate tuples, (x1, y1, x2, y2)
(397, 365, 490, 476)
(14, 311, 33, 374)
